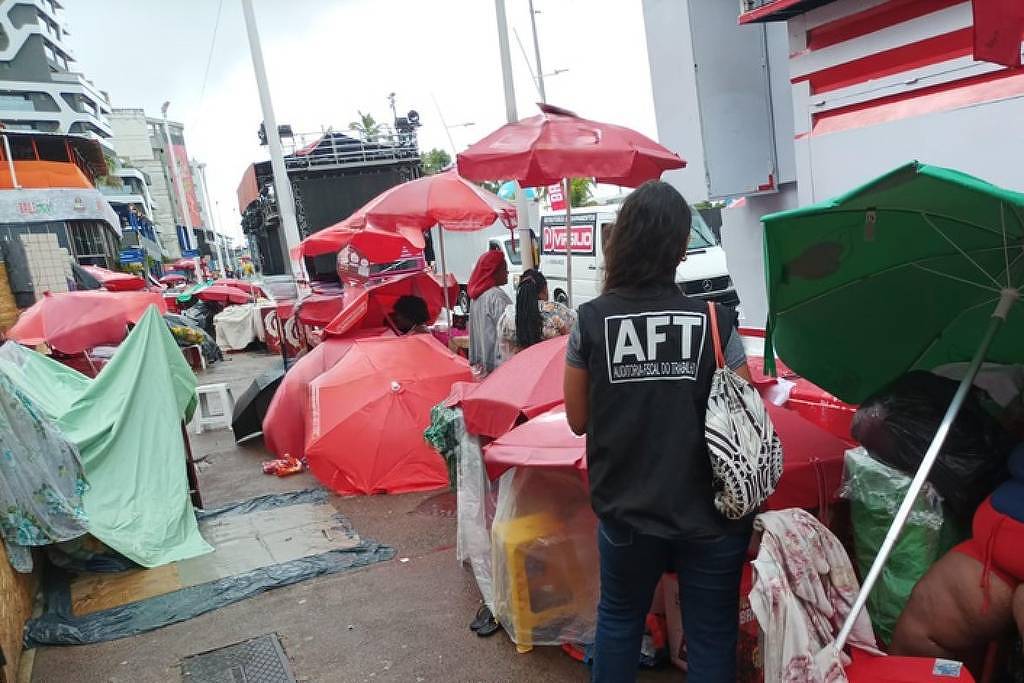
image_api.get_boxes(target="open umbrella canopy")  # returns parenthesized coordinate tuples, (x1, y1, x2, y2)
(213, 278, 265, 297)
(262, 328, 393, 459)
(6, 291, 166, 354)
(295, 170, 515, 258)
(455, 335, 567, 439)
(159, 274, 186, 286)
(483, 402, 849, 511)
(456, 103, 686, 188)
(193, 284, 250, 305)
(763, 161, 1024, 404)
(322, 271, 458, 338)
(81, 265, 146, 292)
(305, 335, 472, 495)
(170, 258, 197, 270)
(231, 366, 285, 443)
(296, 222, 424, 260)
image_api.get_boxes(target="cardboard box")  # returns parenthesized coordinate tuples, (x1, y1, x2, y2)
(662, 565, 762, 681)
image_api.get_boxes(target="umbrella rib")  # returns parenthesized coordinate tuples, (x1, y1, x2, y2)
(910, 264, 1003, 294)
(775, 253, 1000, 316)
(1002, 203, 1012, 288)
(904, 294, 1001, 371)
(920, 213, 1002, 289)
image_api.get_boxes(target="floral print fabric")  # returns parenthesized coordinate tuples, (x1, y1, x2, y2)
(749, 508, 878, 683)
(496, 300, 576, 365)
(0, 370, 88, 572)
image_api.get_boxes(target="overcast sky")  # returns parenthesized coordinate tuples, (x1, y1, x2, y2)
(63, 0, 657, 243)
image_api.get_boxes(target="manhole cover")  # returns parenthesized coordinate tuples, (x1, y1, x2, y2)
(182, 633, 295, 683)
(410, 490, 457, 518)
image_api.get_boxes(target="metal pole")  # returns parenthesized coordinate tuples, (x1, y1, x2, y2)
(494, 0, 535, 272)
(834, 287, 1019, 651)
(196, 162, 229, 278)
(2, 135, 19, 188)
(563, 177, 572, 306)
(161, 104, 195, 255)
(528, 0, 546, 103)
(430, 93, 459, 159)
(437, 226, 451, 313)
(241, 0, 302, 278)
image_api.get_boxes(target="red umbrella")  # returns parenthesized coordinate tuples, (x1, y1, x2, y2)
(295, 221, 426, 260)
(170, 258, 197, 270)
(322, 271, 459, 338)
(295, 170, 515, 309)
(6, 291, 166, 354)
(159, 274, 186, 286)
(458, 103, 686, 187)
(457, 103, 686, 303)
(193, 285, 250, 305)
(213, 278, 265, 298)
(262, 327, 394, 459)
(305, 335, 473, 495)
(81, 265, 147, 292)
(455, 335, 567, 439)
(483, 402, 849, 511)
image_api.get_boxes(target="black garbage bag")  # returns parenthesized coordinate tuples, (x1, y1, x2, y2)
(851, 370, 1012, 521)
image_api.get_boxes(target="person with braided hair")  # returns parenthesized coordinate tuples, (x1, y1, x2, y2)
(495, 268, 575, 366)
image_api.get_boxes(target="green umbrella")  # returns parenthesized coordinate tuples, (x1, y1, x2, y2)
(763, 160, 1024, 404)
(762, 161, 1022, 652)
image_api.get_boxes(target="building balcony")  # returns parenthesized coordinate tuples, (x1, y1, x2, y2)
(0, 75, 112, 138)
(0, 159, 92, 190)
(738, 0, 840, 24)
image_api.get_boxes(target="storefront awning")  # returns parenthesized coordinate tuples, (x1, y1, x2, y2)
(0, 187, 122, 236)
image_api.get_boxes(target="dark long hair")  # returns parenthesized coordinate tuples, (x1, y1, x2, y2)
(515, 269, 546, 349)
(603, 181, 691, 293)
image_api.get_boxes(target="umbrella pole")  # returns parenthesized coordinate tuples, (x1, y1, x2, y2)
(834, 287, 1019, 652)
(438, 226, 451, 314)
(564, 178, 573, 306)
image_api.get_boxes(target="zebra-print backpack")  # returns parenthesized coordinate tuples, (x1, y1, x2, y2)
(704, 303, 783, 520)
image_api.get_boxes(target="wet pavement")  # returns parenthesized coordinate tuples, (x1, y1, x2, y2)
(28, 351, 677, 682)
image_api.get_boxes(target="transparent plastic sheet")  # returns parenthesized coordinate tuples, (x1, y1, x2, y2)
(490, 467, 599, 649)
(851, 370, 1012, 522)
(452, 410, 496, 608)
(23, 488, 395, 647)
(840, 447, 965, 645)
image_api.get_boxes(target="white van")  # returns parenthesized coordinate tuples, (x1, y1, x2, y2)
(427, 223, 539, 310)
(538, 204, 737, 308)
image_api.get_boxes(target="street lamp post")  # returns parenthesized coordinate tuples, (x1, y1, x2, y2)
(241, 0, 302, 278)
(493, 0, 535, 271)
(160, 101, 195, 260)
(195, 161, 230, 278)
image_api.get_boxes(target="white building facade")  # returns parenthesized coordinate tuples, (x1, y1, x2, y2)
(642, 0, 1024, 327)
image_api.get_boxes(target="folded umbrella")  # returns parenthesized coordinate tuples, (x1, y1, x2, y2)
(231, 366, 285, 443)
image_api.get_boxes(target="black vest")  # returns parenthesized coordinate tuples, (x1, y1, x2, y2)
(577, 285, 752, 539)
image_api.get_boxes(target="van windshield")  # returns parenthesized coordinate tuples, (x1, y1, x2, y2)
(688, 210, 716, 251)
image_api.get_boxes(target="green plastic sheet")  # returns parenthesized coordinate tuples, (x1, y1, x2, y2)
(0, 306, 211, 567)
(842, 447, 964, 645)
(762, 161, 1024, 404)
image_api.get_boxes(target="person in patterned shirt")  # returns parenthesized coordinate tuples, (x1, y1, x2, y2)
(495, 269, 575, 366)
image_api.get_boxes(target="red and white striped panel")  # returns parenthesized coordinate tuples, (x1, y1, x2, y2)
(787, 0, 1024, 137)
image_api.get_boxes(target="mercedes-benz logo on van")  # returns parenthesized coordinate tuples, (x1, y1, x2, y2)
(701, 279, 713, 292)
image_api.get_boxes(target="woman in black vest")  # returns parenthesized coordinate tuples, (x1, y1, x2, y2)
(564, 181, 752, 682)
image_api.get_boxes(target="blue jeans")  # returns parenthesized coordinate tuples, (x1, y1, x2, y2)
(592, 520, 750, 683)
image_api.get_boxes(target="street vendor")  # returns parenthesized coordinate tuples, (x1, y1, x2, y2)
(495, 269, 575, 366)
(563, 181, 751, 683)
(467, 248, 510, 377)
(891, 442, 1024, 667)
(389, 295, 430, 335)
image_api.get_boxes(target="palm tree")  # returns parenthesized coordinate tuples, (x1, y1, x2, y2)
(569, 177, 596, 207)
(349, 111, 382, 142)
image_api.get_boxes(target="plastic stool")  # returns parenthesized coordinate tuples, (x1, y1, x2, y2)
(192, 383, 234, 434)
(491, 512, 589, 653)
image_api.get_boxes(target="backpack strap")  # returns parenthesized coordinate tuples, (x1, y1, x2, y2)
(706, 301, 725, 370)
